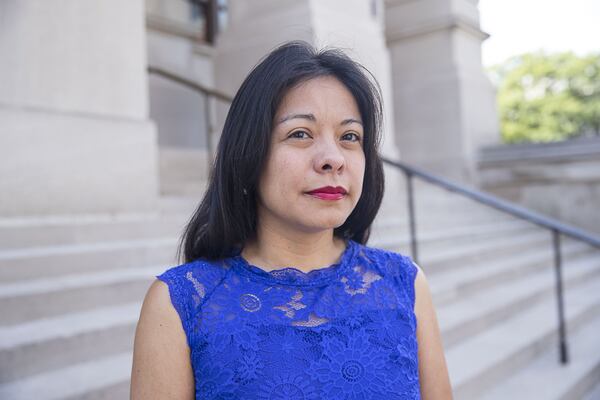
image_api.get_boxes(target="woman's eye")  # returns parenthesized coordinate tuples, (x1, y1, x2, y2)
(342, 132, 362, 142)
(288, 130, 311, 139)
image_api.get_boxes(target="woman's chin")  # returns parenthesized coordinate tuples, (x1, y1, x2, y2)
(298, 216, 351, 232)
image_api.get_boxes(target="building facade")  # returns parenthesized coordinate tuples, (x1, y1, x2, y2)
(3, 0, 599, 233)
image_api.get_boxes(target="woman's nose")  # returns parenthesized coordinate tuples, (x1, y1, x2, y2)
(314, 138, 345, 173)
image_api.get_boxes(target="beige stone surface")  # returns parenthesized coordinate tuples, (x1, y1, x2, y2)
(0, 0, 159, 217)
(478, 139, 600, 235)
(0, 108, 159, 217)
(0, 0, 149, 120)
(385, 0, 500, 184)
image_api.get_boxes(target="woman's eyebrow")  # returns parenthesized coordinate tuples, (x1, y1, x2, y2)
(277, 113, 316, 125)
(277, 113, 363, 126)
(340, 118, 363, 126)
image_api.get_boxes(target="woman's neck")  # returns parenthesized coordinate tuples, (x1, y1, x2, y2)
(240, 225, 347, 273)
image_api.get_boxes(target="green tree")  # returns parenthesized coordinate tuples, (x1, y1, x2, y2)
(490, 51, 600, 144)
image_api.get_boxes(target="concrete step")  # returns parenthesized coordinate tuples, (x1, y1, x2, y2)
(581, 379, 600, 400)
(406, 220, 535, 253)
(0, 352, 132, 400)
(3, 243, 591, 394)
(0, 302, 141, 384)
(0, 266, 162, 326)
(372, 213, 527, 235)
(0, 224, 560, 326)
(412, 228, 559, 274)
(0, 199, 508, 251)
(0, 213, 187, 250)
(0, 237, 179, 282)
(0, 195, 515, 255)
(429, 239, 592, 305)
(446, 270, 600, 399)
(371, 212, 501, 232)
(0, 216, 536, 284)
(0, 185, 596, 399)
(438, 250, 600, 348)
(480, 311, 600, 400)
(370, 219, 538, 254)
(374, 208, 521, 230)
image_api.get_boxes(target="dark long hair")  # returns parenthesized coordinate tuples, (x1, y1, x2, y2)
(177, 40, 385, 263)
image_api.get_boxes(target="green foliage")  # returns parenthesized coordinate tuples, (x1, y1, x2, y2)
(489, 51, 600, 144)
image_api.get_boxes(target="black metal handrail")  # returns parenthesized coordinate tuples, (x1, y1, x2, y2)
(148, 65, 232, 171)
(148, 66, 232, 102)
(382, 157, 600, 366)
(147, 65, 600, 366)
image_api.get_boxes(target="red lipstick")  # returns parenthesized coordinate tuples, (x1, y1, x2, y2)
(306, 186, 347, 201)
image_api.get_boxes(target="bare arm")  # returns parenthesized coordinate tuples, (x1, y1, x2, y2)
(413, 263, 453, 399)
(130, 279, 195, 400)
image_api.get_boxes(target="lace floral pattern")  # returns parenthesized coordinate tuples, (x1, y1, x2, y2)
(157, 240, 421, 399)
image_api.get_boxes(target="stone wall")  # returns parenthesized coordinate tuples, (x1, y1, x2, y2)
(0, 0, 159, 217)
(477, 137, 600, 236)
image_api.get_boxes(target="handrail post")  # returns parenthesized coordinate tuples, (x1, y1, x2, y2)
(405, 171, 419, 265)
(205, 0, 218, 44)
(552, 230, 569, 364)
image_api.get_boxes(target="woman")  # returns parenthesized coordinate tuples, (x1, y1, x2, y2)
(131, 40, 452, 399)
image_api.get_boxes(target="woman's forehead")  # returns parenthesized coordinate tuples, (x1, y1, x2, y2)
(275, 76, 361, 122)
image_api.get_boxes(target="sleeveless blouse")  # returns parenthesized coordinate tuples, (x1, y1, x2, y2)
(156, 239, 421, 399)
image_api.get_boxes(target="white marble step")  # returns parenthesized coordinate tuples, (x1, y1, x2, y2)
(8, 250, 591, 371)
(0, 218, 537, 284)
(480, 298, 600, 400)
(0, 352, 132, 400)
(438, 250, 600, 347)
(412, 228, 559, 273)
(370, 218, 535, 251)
(1, 248, 596, 388)
(430, 239, 592, 305)
(0, 302, 142, 383)
(0, 230, 577, 326)
(581, 379, 600, 400)
(447, 271, 600, 399)
(0, 212, 187, 250)
(0, 204, 504, 252)
(0, 237, 176, 261)
(0, 265, 163, 325)
(372, 211, 517, 231)
(0, 237, 178, 282)
(375, 205, 516, 223)
(0, 266, 162, 299)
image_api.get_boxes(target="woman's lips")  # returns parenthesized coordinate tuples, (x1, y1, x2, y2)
(306, 192, 346, 200)
(305, 186, 347, 201)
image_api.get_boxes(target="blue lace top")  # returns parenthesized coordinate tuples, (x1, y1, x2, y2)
(156, 239, 421, 399)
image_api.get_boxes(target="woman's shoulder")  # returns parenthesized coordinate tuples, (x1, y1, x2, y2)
(357, 241, 418, 278)
(355, 241, 420, 303)
(154, 257, 231, 328)
(157, 256, 231, 286)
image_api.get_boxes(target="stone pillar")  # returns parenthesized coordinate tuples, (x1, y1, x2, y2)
(385, 0, 499, 184)
(0, 0, 159, 217)
(214, 0, 400, 160)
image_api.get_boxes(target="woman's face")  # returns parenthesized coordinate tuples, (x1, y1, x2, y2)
(255, 75, 366, 235)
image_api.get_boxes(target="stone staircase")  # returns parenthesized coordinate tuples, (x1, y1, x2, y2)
(1, 176, 599, 399)
(374, 175, 600, 399)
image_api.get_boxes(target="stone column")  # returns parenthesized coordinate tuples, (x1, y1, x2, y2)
(214, 0, 400, 160)
(0, 0, 159, 217)
(385, 0, 499, 184)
